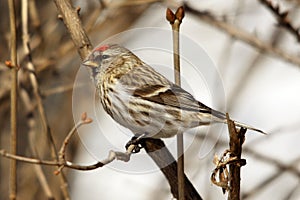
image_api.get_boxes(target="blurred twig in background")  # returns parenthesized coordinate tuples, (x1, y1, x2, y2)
(7, 0, 18, 199)
(259, 0, 300, 42)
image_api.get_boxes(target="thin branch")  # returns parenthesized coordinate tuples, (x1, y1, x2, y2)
(167, 6, 185, 200)
(7, 0, 18, 199)
(259, 0, 300, 42)
(0, 148, 135, 171)
(53, 0, 93, 59)
(0, 113, 136, 172)
(184, 3, 300, 66)
(57, 112, 92, 165)
(21, 1, 54, 198)
(21, 0, 70, 197)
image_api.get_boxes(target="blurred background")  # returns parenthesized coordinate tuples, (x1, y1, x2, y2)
(1, 0, 300, 199)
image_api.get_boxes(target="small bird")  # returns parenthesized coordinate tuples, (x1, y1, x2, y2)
(82, 44, 265, 139)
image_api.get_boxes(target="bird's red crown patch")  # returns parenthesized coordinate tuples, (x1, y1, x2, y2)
(96, 45, 109, 52)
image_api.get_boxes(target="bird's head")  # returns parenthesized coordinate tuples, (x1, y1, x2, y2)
(83, 44, 130, 69)
(82, 44, 130, 83)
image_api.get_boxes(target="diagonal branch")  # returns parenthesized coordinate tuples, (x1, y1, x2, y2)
(184, 3, 300, 66)
(53, 0, 93, 59)
(258, 0, 300, 42)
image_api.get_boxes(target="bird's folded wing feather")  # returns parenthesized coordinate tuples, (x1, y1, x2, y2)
(117, 65, 225, 119)
(133, 84, 225, 118)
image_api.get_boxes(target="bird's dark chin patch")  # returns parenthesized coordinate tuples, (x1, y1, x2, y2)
(90, 67, 100, 85)
(92, 67, 97, 78)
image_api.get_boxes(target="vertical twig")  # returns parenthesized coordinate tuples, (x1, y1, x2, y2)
(21, 0, 70, 198)
(166, 6, 185, 200)
(28, 0, 41, 30)
(19, 89, 54, 199)
(7, 0, 18, 199)
(226, 113, 246, 200)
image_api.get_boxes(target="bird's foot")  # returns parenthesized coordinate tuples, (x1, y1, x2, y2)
(125, 136, 145, 153)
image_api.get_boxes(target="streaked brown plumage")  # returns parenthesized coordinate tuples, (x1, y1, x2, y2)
(83, 44, 265, 138)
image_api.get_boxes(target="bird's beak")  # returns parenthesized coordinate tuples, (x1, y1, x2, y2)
(82, 60, 98, 68)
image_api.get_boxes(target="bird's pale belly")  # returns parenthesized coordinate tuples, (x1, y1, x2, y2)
(101, 90, 211, 138)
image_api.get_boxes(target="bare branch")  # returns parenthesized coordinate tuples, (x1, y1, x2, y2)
(21, 0, 71, 197)
(0, 113, 138, 174)
(259, 0, 300, 42)
(58, 113, 92, 164)
(167, 6, 185, 200)
(53, 0, 93, 59)
(0, 142, 136, 171)
(227, 114, 246, 200)
(184, 3, 300, 66)
(210, 114, 247, 199)
(8, 0, 18, 198)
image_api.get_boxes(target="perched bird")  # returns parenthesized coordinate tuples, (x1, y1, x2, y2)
(82, 44, 265, 139)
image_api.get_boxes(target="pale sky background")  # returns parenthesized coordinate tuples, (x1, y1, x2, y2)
(70, 1, 300, 199)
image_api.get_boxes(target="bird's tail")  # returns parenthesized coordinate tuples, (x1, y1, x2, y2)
(210, 110, 266, 134)
(231, 120, 266, 135)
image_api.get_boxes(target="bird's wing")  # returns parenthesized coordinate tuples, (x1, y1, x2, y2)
(133, 83, 225, 119)
(118, 64, 225, 119)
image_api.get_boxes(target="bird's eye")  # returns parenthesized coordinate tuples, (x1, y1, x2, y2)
(102, 55, 110, 59)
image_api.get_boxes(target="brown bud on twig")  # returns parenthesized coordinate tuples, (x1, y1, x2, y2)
(53, 170, 60, 175)
(84, 118, 93, 124)
(280, 11, 288, 19)
(5, 60, 13, 68)
(54, 165, 64, 175)
(81, 112, 93, 124)
(175, 6, 185, 22)
(81, 112, 87, 121)
(5, 60, 19, 70)
(166, 8, 175, 24)
(58, 14, 63, 20)
(76, 6, 81, 15)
